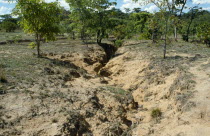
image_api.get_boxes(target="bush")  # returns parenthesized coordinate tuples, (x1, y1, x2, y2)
(112, 25, 127, 40)
(1, 21, 17, 32)
(151, 108, 162, 119)
(197, 23, 210, 47)
(182, 35, 188, 42)
(139, 32, 151, 40)
(114, 40, 124, 47)
(0, 67, 7, 83)
(28, 42, 37, 49)
(13, 35, 22, 43)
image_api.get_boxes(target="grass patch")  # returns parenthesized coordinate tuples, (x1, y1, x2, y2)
(101, 86, 127, 95)
(151, 108, 162, 119)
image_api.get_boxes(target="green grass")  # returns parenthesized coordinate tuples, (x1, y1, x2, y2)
(151, 108, 162, 119)
(100, 86, 127, 95)
(0, 31, 33, 42)
(0, 35, 209, 89)
(128, 39, 210, 59)
(0, 38, 91, 85)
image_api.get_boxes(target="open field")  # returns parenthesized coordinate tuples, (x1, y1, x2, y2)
(0, 39, 210, 135)
(0, 31, 33, 42)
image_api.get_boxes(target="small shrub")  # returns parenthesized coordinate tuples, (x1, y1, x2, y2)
(114, 40, 124, 48)
(182, 35, 188, 42)
(0, 76, 7, 83)
(13, 35, 22, 43)
(151, 108, 162, 119)
(104, 86, 127, 95)
(52, 118, 58, 123)
(139, 32, 151, 40)
(0, 69, 7, 83)
(0, 87, 6, 95)
(28, 42, 37, 49)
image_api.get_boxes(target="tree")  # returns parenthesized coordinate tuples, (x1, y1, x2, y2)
(107, 8, 133, 40)
(13, 0, 61, 57)
(130, 12, 152, 33)
(1, 21, 17, 32)
(180, 7, 200, 42)
(197, 22, 210, 47)
(0, 14, 18, 32)
(0, 14, 12, 21)
(124, 8, 131, 13)
(66, 0, 92, 41)
(133, 0, 188, 59)
(132, 8, 141, 13)
(66, 0, 116, 44)
(145, 12, 163, 42)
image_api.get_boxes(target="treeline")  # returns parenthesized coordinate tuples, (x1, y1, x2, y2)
(58, 6, 210, 45)
(2, 0, 210, 57)
(0, 14, 20, 32)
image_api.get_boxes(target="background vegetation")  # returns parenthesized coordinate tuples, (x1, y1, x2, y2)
(0, 0, 210, 57)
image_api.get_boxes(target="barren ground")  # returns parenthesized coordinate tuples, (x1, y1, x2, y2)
(0, 39, 210, 136)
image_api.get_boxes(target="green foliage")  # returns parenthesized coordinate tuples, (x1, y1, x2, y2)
(197, 23, 210, 47)
(151, 108, 162, 119)
(14, 0, 61, 56)
(28, 42, 37, 49)
(66, 0, 116, 43)
(1, 21, 17, 32)
(130, 12, 152, 33)
(179, 7, 201, 42)
(112, 25, 127, 40)
(15, 0, 61, 41)
(145, 12, 164, 42)
(102, 86, 127, 95)
(114, 40, 124, 47)
(9, 35, 23, 44)
(139, 32, 151, 40)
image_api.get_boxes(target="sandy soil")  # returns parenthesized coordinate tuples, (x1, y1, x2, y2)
(0, 40, 210, 136)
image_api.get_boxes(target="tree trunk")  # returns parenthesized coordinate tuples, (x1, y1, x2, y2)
(174, 26, 177, 41)
(37, 41, 40, 57)
(36, 34, 41, 57)
(72, 32, 75, 40)
(97, 30, 101, 44)
(152, 31, 155, 43)
(164, 18, 168, 59)
(185, 9, 195, 42)
(185, 21, 192, 42)
(163, 40, 167, 59)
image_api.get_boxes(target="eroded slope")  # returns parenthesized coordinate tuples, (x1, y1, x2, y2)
(0, 40, 210, 136)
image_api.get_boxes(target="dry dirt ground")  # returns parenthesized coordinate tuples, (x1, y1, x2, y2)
(0, 39, 210, 136)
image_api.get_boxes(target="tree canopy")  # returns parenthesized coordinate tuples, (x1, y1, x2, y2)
(13, 0, 61, 57)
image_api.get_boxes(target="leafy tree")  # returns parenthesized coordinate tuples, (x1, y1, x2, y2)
(180, 7, 200, 42)
(66, 0, 90, 41)
(107, 8, 133, 40)
(133, 0, 187, 59)
(197, 22, 210, 47)
(0, 14, 18, 32)
(124, 8, 131, 13)
(0, 14, 12, 21)
(66, 0, 116, 44)
(130, 12, 152, 33)
(112, 24, 127, 40)
(145, 12, 163, 42)
(14, 0, 61, 57)
(132, 8, 141, 13)
(1, 21, 17, 32)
